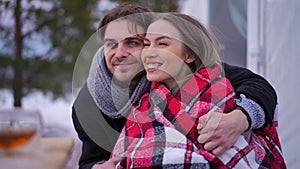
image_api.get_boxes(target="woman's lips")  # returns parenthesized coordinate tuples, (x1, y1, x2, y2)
(146, 62, 162, 72)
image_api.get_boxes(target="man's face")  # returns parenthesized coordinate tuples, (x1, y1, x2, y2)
(103, 19, 145, 84)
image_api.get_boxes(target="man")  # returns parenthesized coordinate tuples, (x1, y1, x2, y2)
(72, 3, 278, 169)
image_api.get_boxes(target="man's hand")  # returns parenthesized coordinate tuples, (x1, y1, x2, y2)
(197, 109, 249, 155)
(92, 156, 123, 169)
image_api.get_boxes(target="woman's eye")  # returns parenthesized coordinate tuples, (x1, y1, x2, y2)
(158, 42, 168, 46)
(143, 43, 150, 47)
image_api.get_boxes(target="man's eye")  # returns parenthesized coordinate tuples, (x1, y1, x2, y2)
(105, 42, 116, 48)
(127, 40, 142, 47)
(128, 41, 137, 45)
(143, 43, 150, 47)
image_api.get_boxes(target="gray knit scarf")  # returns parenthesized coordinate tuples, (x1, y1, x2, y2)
(87, 47, 151, 118)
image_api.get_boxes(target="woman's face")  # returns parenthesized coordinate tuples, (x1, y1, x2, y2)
(142, 19, 195, 89)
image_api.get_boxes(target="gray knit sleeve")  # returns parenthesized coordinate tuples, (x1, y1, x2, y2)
(235, 94, 265, 130)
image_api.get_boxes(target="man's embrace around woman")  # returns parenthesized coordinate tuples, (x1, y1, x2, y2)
(72, 3, 286, 169)
(110, 12, 285, 169)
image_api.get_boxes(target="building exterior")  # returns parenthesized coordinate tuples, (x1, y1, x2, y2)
(182, 0, 300, 168)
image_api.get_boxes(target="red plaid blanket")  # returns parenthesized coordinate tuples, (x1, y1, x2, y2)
(111, 63, 286, 169)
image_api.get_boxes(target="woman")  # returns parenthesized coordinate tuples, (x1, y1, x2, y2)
(111, 13, 286, 169)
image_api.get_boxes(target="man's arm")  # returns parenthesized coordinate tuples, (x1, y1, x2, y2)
(72, 84, 124, 169)
(72, 108, 110, 169)
(223, 62, 277, 128)
(197, 62, 278, 155)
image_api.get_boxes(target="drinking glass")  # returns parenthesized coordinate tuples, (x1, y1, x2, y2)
(0, 108, 42, 156)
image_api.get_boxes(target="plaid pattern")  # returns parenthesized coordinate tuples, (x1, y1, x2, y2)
(111, 63, 286, 169)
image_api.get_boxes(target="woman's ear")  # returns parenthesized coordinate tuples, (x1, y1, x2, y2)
(184, 53, 195, 63)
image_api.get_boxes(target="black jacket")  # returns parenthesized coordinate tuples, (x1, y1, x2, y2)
(72, 63, 277, 169)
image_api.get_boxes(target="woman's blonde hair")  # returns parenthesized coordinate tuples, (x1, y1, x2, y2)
(151, 12, 220, 72)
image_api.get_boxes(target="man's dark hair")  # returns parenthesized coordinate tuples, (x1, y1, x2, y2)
(98, 3, 152, 40)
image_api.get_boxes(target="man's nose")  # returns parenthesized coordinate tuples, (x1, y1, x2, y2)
(115, 43, 128, 58)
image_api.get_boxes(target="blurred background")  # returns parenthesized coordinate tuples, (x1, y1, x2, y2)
(1, 0, 299, 168)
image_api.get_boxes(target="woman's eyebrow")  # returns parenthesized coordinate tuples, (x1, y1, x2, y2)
(144, 35, 172, 42)
(156, 36, 172, 40)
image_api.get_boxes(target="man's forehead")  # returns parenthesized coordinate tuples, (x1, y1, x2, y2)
(104, 19, 145, 41)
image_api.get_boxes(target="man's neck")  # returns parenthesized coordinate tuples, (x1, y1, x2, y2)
(113, 72, 145, 88)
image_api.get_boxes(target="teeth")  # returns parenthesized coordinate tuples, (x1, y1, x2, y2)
(148, 64, 160, 69)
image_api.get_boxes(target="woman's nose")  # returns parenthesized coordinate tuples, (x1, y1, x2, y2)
(143, 47, 158, 58)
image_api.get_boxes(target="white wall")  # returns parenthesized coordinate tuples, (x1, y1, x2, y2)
(181, 0, 209, 27)
(262, 1, 300, 168)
